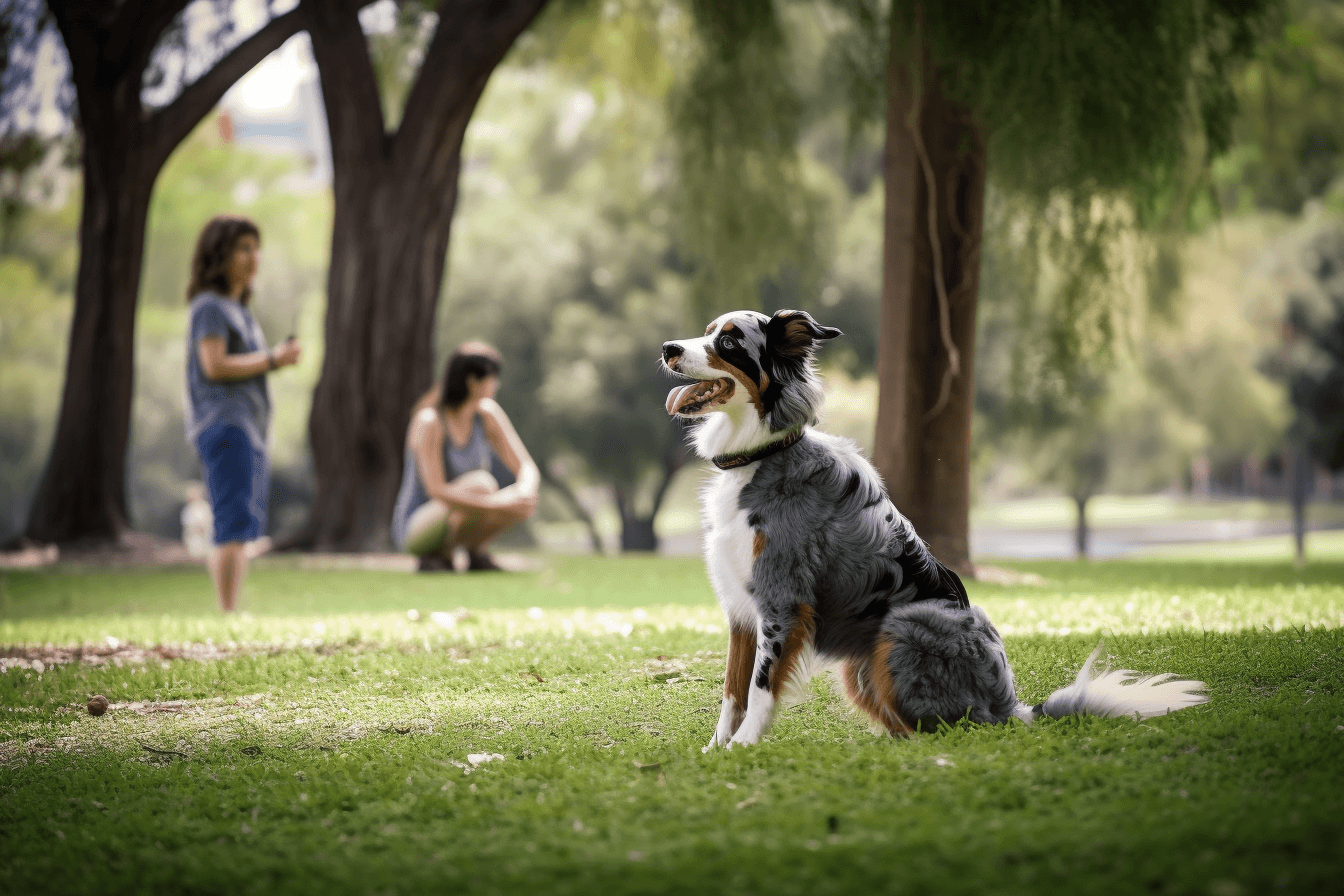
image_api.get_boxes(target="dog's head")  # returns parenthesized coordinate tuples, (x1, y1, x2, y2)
(661, 309, 842, 435)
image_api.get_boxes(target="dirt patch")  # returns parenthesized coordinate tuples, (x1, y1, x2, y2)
(0, 640, 281, 674)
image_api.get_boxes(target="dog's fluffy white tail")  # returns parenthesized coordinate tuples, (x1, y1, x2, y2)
(1017, 642, 1208, 723)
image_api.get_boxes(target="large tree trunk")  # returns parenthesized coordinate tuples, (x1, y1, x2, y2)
(299, 0, 548, 551)
(25, 126, 154, 543)
(23, 2, 302, 546)
(872, 7, 986, 576)
(305, 175, 461, 549)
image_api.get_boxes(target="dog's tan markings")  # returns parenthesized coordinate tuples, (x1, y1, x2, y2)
(708, 355, 766, 418)
(768, 604, 817, 699)
(705, 323, 715, 336)
(752, 530, 767, 559)
(776, 317, 814, 359)
(724, 624, 755, 708)
(721, 321, 738, 333)
(842, 636, 913, 737)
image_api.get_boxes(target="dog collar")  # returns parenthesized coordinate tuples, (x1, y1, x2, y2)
(712, 428, 805, 470)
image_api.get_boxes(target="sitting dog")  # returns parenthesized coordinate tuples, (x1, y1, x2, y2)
(661, 308, 1207, 749)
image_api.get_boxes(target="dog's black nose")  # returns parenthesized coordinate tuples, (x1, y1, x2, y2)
(662, 342, 683, 363)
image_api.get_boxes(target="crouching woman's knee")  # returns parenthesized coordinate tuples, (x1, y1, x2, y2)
(454, 470, 499, 496)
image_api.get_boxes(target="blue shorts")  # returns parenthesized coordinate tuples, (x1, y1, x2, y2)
(196, 423, 269, 544)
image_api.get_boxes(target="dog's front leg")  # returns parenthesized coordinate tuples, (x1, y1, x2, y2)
(728, 604, 816, 748)
(706, 624, 755, 750)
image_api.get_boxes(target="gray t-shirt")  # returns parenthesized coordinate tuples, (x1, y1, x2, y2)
(184, 291, 271, 450)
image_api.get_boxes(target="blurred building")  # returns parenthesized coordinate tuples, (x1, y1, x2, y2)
(217, 34, 331, 190)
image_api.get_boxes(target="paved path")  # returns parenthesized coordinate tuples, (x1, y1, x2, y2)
(657, 519, 1343, 560)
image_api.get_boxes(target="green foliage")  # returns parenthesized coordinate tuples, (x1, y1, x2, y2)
(671, 0, 833, 318)
(441, 30, 701, 534)
(1216, 0, 1344, 214)
(907, 0, 1270, 209)
(0, 254, 69, 539)
(975, 202, 1293, 505)
(2, 558, 1343, 894)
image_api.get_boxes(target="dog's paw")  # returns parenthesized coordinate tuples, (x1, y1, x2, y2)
(726, 731, 760, 749)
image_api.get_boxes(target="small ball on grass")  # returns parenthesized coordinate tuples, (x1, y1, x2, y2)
(87, 695, 110, 716)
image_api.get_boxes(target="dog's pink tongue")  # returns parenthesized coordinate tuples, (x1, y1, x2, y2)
(665, 384, 694, 416)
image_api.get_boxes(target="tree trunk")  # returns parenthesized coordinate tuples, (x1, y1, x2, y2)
(872, 7, 987, 576)
(1074, 494, 1090, 561)
(25, 126, 154, 543)
(305, 177, 461, 549)
(1290, 441, 1310, 568)
(613, 426, 689, 553)
(539, 466, 605, 554)
(299, 0, 548, 551)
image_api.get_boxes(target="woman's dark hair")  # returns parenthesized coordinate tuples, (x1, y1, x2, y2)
(187, 214, 261, 306)
(411, 341, 503, 418)
(440, 341, 503, 409)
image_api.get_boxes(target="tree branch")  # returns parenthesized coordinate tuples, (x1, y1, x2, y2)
(145, 7, 306, 167)
(393, 0, 548, 176)
(303, 0, 389, 173)
(92, 0, 192, 81)
(539, 466, 604, 555)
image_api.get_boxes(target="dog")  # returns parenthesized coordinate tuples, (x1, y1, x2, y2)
(660, 308, 1208, 749)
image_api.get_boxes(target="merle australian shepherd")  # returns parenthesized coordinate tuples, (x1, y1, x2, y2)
(661, 309, 1207, 749)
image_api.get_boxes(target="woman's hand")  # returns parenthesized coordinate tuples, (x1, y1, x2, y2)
(270, 338, 302, 369)
(491, 484, 538, 518)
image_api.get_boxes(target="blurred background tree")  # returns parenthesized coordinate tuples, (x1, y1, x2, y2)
(297, 0, 548, 552)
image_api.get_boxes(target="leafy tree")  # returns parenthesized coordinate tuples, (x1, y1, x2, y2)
(2, 0, 304, 545)
(295, 0, 549, 551)
(676, 0, 1273, 573)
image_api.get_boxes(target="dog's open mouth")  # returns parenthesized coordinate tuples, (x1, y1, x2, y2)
(666, 377, 735, 416)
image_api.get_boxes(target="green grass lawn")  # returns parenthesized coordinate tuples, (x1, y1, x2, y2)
(2, 555, 1342, 895)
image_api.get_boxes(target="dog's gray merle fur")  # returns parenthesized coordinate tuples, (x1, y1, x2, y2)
(661, 308, 1208, 749)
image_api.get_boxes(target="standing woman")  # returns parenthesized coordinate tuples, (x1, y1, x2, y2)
(184, 215, 301, 611)
(392, 342, 539, 571)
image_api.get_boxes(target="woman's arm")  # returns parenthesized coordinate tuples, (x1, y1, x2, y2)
(409, 409, 504, 511)
(479, 399, 540, 497)
(198, 336, 300, 382)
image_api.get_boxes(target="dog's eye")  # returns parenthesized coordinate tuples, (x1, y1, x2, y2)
(719, 336, 737, 351)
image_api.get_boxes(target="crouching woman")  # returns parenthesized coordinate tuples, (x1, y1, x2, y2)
(391, 342, 539, 571)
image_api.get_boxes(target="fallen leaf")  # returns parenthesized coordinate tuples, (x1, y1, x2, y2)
(467, 752, 505, 767)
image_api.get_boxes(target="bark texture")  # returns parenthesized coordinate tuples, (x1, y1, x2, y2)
(299, 0, 548, 551)
(25, 2, 302, 545)
(872, 8, 987, 576)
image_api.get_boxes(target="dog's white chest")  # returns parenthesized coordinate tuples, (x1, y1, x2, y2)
(702, 469, 759, 629)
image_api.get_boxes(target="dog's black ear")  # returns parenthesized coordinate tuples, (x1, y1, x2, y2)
(766, 309, 843, 359)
